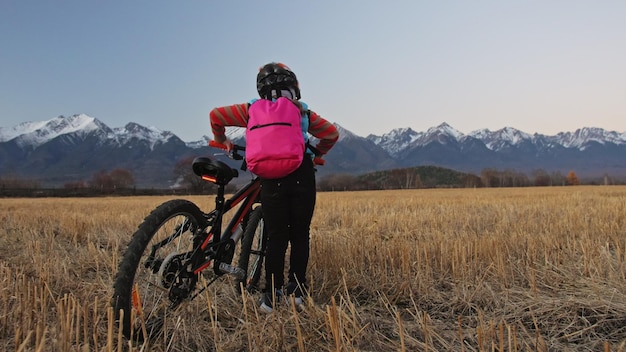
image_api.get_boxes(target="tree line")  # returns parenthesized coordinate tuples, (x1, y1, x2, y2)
(1, 160, 624, 197)
(1, 168, 139, 197)
(315, 166, 623, 192)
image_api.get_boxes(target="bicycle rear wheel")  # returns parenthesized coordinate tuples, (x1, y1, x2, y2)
(237, 206, 266, 293)
(112, 199, 210, 343)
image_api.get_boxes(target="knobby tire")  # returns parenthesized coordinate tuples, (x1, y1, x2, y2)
(112, 199, 208, 343)
(237, 206, 266, 293)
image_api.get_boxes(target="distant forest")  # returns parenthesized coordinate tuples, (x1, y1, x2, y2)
(316, 165, 623, 191)
(1, 164, 624, 198)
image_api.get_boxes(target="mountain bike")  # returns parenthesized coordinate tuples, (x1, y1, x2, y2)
(112, 141, 269, 342)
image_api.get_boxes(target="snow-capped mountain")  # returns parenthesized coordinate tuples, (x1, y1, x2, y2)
(466, 125, 626, 152)
(367, 122, 626, 153)
(366, 122, 626, 179)
(0, 114, 180, 150)
(0, 114, 108, 148)
(112, 122, 179, 149)
(1, 115, 626, 188)
(468, 126, 535, 151)
(555, 128, 626, 149)
(370, 122, 626, 153)
(184, 127, 247, 149)
(0, 114, 191, 187)
(367, 127, 422, 158)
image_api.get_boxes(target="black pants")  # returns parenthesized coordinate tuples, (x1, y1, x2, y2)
(260, 157, 316, 291)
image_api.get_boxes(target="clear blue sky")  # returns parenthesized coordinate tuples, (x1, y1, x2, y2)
(2, 1, 625, 141)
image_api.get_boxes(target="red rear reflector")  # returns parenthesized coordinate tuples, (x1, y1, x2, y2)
(202, 175, 217, 183)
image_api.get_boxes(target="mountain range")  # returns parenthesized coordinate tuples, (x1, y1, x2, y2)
(1, 114, 625, 188)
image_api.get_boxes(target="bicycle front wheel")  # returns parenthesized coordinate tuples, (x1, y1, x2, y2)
(237, 206, 266, 293)
(112, 199, 210, 344)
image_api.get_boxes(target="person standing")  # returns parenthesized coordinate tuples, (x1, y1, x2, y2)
(209, 62, 339, 312)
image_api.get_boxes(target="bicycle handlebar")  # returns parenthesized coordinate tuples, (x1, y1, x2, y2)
(208, 140, 227, 150)
(208, 140, 325, 166)
(208, 140, 244, 152)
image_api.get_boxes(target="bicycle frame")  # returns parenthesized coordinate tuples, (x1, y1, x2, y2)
(192, 176, 261, 275)
(112, 141, 273, 341)
(186, 137, 323, 285)
(189, 142, 260, 278)
(112, 139, 327, 341)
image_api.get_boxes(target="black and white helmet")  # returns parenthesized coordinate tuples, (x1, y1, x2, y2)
(256, 62, 301, 100)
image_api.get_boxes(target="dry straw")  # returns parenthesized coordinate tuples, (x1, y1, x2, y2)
(0, 187, 625, 351)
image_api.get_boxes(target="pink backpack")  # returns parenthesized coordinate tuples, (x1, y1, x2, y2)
(246, 97, 305, 179)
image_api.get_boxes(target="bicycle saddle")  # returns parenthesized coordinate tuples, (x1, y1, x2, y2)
(192, 157, 238, 186)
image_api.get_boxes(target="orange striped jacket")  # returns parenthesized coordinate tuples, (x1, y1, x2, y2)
(209, 102, 339, 155)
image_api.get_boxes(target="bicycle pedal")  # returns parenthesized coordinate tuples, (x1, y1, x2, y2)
(218, 262, 246, 280)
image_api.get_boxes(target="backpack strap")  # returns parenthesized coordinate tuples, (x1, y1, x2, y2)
(303, 109, 322, 156)
(306, 141, 322, 157)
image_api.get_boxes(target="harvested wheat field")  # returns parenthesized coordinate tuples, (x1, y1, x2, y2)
(1, 186, 625, 351)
